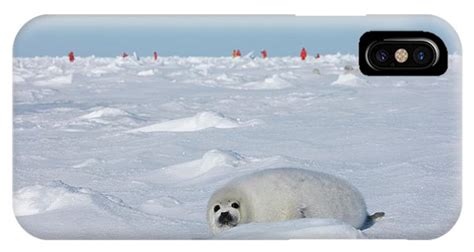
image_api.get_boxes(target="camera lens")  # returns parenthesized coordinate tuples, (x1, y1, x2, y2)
(375, 49, 389, 63)
(413, 46, 433, 65)
(417, 51, 425, 61)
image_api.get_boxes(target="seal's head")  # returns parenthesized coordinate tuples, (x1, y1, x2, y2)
(208, 199, 241, 233)
(207, 183, 252, 234)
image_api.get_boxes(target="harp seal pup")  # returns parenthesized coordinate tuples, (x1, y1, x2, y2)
(207, 168, 384, 234)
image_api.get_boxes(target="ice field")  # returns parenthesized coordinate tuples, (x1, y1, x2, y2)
(13, 54, 462, 239)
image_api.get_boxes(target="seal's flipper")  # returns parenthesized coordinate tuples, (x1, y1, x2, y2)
(360, 212, 385, 230)
(369, 212, 385, 222)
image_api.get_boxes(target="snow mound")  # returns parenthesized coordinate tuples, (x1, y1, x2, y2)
(72, 158, 104, 168)
(46, 65, 64, 74)
(139, 149, 248, 184)
(86, 62, 122, 77)
(14, 181, 100, 216)
(14, 180, 205, 239)
(14, 88, 59, 103)
(13, 75, 26, 83)
(33, 74, 73, 87)
(127, 111, 261, 133)
(80, 107, 133, 120)
(331, 73, 368, 87)
(138, 196, 183, 216)
(240, 74, 293, 90)
(137, 69, 154, 76)
(215, 218, 365, 239)
(71, 107, 146, 129)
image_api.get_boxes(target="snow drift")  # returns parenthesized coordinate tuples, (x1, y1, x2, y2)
(138, 149, 248, 184)
(14, 180, 207, 239)
(240, 74, 293, 90)
(80, 107, 135, 120)
(72, 107, 146, 129)
(137, 69, 154, 76)
(127, 111, 261, 133)
(331, 73, 368, 87)
(14, 181, 94, 216)
(33, 74, 73, 87)
(13, 180, 137, 218)
(215, 219, 365, 239)
(137, 149, 297, 187)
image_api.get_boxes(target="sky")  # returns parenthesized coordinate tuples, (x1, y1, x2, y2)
(13, 15, 461, 57)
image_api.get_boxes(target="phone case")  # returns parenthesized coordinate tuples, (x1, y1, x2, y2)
(13, 15, 462, 239)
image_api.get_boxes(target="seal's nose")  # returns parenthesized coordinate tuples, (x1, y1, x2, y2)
(220, 211, 230, 217)
(218, 211, 233, 224)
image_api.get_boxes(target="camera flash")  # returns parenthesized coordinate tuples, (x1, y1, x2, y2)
(395, 48, 409, 63)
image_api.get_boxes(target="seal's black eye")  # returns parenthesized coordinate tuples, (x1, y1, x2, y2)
(231, 202, 240, 209)
(213, 205, 220, 212)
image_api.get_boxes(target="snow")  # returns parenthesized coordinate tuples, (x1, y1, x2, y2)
(140, 149, 246, 182)
(71, 107, 146, 130)
(80, 107, 133, 119)
(13, 181, 93, 216)
(127, 111, 261, 133)
(137, 69, 154, 76)
(14, 180, 205, 239)
(240, 74, 293, 90)
(215, 219, 365, 239)
(135, 149, 277, 186)
(33, 74, 73, 87)
(72, 158, 104, 169)
(331, 73, 368, 87)
(13, 55, 462, 239)
(13, 75, 26, 83)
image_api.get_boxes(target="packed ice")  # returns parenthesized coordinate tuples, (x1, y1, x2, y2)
(13, 54, 462, 239)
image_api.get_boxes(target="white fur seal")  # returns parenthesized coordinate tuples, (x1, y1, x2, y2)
(207, 168, 384, 234)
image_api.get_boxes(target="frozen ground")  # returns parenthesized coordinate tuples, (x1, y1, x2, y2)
(13, 55, 462, 239)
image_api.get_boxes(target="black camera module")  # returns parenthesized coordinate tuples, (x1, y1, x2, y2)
(375, 49, 389, 63)
(359, 31, 447, 76)
(413, 46, 433, 65)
